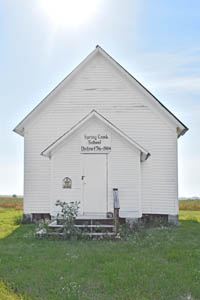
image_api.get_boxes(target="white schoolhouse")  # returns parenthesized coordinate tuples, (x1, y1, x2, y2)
(14, 45, 188, 224)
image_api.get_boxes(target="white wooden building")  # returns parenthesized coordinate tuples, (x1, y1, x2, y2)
(14, 45, 188, 224)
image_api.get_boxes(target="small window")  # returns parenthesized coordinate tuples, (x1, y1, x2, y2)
(62, 177, 72, 189)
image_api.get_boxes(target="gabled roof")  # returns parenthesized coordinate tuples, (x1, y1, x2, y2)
(41, 110, 150, 162)
(13, 45, 188, 137)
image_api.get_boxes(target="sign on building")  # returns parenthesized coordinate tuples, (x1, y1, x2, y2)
(81, 133, 111, 153)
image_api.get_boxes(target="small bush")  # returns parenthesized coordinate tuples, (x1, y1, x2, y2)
(36, 201, 81, 240)
(119, 222, 142, 239)
(55, 200, 81, 239)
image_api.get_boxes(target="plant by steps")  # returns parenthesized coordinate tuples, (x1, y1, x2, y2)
(55, 200, 81, 239)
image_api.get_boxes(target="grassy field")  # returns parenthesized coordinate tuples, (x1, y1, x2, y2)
(0, 199, 200, 300)
(0, 197, 23, 210)
(179, 199, 200, 211)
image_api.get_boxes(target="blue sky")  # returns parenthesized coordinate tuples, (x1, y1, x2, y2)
(0, 0, 199, 196)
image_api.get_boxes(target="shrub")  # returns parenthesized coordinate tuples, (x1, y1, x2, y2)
(119, 222, 141, 239)
(55, 200, 81, 239)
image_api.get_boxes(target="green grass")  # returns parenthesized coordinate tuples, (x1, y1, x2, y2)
(1, 202, 200, 299)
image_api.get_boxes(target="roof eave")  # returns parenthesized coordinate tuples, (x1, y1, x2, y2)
(13, 127, 24, 137)
(177, 126, 189, 138)
(141, 152, 151, 162)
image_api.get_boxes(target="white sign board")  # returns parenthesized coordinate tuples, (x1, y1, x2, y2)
(81, 133, 111, 153)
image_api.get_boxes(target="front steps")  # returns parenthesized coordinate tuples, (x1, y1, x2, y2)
(48, 218, 116, 238)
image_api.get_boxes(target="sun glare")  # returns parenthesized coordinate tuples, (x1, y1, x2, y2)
(40, 0, 100, 27)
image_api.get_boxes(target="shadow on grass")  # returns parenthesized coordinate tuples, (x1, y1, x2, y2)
(179, 210, 200, 223)
(179, 219, 200, 228)
(0, 224, 22, 240)
(0, 224, 36, 242)
(179, 219, 199, 226)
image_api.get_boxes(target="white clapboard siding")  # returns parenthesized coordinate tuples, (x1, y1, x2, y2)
(50, 118, 141, 217)
(108, 131, 141, 218)
(51, 131, 82, 216)
(23, 52, 178, 215)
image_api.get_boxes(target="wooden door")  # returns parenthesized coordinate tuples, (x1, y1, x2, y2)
(82, 154, 107, 215)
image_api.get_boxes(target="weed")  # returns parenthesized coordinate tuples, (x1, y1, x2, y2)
(13, 215, 23, 225)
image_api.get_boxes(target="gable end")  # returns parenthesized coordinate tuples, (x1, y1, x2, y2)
(13, 45, 188, 137)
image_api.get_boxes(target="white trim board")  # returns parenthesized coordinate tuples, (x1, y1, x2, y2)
(41, 110, 150, 162)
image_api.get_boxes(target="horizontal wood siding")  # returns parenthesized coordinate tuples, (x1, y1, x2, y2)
(24, 133, 51, 213)
(24, 53, 178, 215)
(108, 133, 141, 217)
(50, 119, 141, 217)
(51, 134, 82, 216)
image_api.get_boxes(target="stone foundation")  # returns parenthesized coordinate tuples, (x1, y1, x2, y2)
(22, 213, 51, 224)
(22, 213, 33, 224)
(141, 214, 168, 225)
(126, 214, 179, 226)
(168, 214, 179, 226)
(22, 213, 179, 226)
(125, 218, 139, 227)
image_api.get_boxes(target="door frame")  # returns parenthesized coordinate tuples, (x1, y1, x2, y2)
(81, 153, 108, 216)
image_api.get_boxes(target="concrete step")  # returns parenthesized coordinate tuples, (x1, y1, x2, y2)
(76, 224, 114, 228)
(41, 232, 116, 237)
(49, 223, 114, 229)
(48, 219, 116, 237)
(76, 219, 114, 225)
(84, 232, 115, 236)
